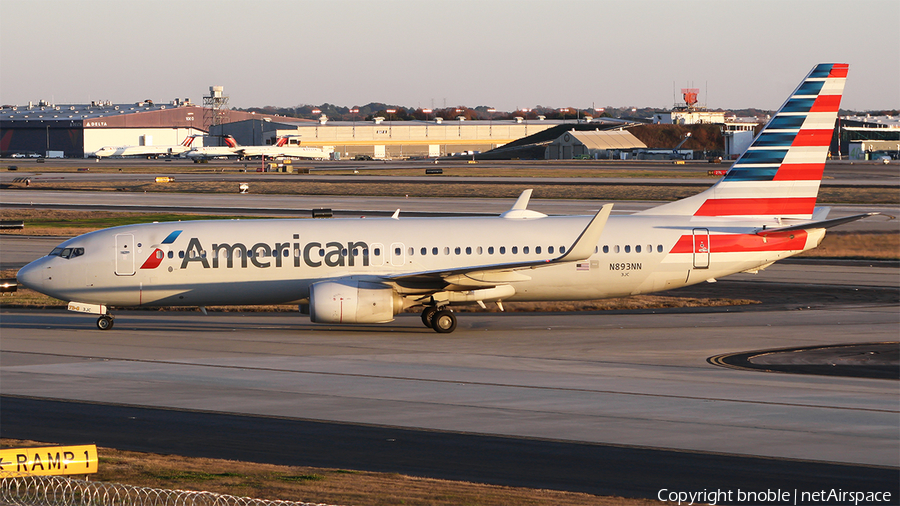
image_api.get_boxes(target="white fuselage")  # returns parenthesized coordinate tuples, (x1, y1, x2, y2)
(238, 145, 333, 160)
(16, 213, 823, 308)
(184, 146, 240, 159)
(92, 144, 192, 158)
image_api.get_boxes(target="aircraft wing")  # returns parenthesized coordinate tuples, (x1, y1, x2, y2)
(384, 204, 613, 292)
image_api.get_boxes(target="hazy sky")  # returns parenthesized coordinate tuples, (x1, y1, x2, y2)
(1, 0, 898, 112)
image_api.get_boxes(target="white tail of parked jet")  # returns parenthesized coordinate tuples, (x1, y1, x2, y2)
(19, 64, 876, 332)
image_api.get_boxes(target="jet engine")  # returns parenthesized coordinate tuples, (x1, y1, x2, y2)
(308, 279, 404, 324)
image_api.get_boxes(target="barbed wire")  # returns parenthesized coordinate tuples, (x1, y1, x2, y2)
(0, 475, 343, 506)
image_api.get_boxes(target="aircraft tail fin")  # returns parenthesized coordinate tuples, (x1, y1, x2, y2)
(181, 136, 195, 147)
(275, 136, 289, 147)
(224, 135, 238, 148)
(642, 63, 848, 220)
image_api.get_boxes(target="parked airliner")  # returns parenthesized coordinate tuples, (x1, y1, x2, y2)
(18, 64, 874, 332)
(182, 135, 241, 161)
(236, 136, 333, 160)
(90, 136, 195, 159)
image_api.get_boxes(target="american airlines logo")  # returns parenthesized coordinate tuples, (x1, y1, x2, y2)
(141, 232, 371, 270)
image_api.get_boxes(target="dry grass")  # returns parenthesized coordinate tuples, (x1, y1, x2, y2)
(1, 439, 659, 506)
(796, 231, 899, 259)
(3, 178, 897, 204)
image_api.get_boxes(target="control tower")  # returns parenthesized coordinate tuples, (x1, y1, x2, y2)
(203, 85, 229, 130)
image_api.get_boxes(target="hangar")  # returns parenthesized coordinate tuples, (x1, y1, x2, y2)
(211, 116, 568, 159)
(0, 99, 270, 158)
(546, 129, 647, 159)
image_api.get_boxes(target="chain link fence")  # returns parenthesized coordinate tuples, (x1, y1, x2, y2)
(0, 475, 341, 506)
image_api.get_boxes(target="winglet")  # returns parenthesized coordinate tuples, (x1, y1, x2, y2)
(511, 189, 533, 210)
(500, 189, 548, 219)
(391, 209, 400, 220)
(555, 204, 613, 262)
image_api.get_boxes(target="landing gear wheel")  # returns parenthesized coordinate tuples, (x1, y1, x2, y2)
(97, 315, 114, 330)
(421, 306, 438, 328)
(431, 310, 457, 334)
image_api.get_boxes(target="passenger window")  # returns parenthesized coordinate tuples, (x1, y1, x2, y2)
(512, 246, 518, 254)
(647, 244, 652, 253)
(559, 246, 566, 254)
(179, 251, 185, 259)
(625, 245, 631, 253)
(432, 247, 438, 255)
(408, 247, 414, 256)
(374, 248, 381, 256)
(536, 246, 541, 254)
(394, 247, 402, 256)
(614, 245, 620, 253)
(156, 250, 164, 259)
(444, 247, 450, 255)
(603, 245, 609, 253)
(488, 246, 494, 254)
(499, 246, 506, 254)
(657, 245, 664, 253)
(465, 247, 472, 255)
(548, 246, 554, 254)
(635, 245, 641, 253)
(594, 246, 598, 253)
(524, 246, 529, 254)
(477, 246, 483, 254)
(421, 247, 427, 255)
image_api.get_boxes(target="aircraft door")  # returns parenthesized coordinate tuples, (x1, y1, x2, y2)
(370, 243, 384, 266)
(116, 233, 135, 276)
(692, 228, 710, 269)
(390, 243, 405, 267)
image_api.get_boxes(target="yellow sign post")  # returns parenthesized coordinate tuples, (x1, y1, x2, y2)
(0, 445, 98, 476)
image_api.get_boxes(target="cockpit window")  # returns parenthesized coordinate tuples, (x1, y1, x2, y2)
(47, 247, 84, 259)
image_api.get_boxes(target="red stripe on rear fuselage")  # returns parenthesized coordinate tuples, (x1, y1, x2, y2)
(669, 230, 808, 254)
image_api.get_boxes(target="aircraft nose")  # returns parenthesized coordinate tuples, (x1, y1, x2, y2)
(16, 259, 46, 292)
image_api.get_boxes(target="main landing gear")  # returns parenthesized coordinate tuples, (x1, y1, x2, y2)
(97, 314, 114, 330)
(421, 306, 457, 334)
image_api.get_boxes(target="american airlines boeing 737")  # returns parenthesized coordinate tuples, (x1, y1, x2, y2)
(17, 64, 875, 332)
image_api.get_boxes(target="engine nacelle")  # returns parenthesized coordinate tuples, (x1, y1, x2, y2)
(308, 279, 403, 324)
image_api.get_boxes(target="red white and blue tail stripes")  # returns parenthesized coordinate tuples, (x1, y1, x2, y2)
(646, 63, 847, 220)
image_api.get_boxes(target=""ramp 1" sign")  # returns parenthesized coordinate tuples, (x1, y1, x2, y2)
(0, 445, 98, 476)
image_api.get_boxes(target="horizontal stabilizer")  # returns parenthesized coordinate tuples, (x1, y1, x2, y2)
(757, 212, 882, 235)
